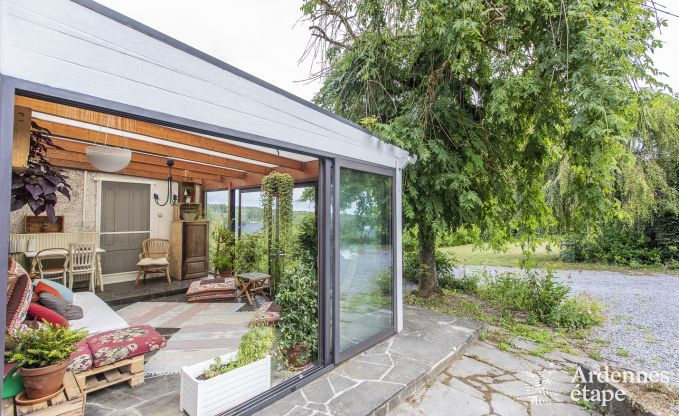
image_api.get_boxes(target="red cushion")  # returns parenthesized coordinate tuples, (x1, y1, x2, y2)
(6, 274, 33, 334)
(34, 281, 65, 302)
(86, 325, 166, 368)
(68, 340, 93, 374)
(27, 303, 69, 327)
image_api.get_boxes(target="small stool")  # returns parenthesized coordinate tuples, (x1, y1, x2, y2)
(186, 277, 238, 303)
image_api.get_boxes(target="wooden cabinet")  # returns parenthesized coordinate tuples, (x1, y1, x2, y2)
(169, 221, 208, 280)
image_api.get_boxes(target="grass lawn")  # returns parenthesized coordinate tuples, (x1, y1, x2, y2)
(441, 243, 678, 275)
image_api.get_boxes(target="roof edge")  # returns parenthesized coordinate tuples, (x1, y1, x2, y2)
(70, 0, 401, 147)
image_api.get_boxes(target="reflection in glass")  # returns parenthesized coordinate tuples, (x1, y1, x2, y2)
(339, 168, 393, 353)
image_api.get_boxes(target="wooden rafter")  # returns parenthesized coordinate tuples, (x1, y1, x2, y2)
(17, 96, 304, 170)
(48, 158, 205, 184)
(46, 149, 226, 183)
(36, 119, 273, 175)
(203, 160, 320, 191)
(51, 138, 244, 180)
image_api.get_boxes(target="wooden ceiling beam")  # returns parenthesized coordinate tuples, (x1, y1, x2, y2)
(234, 160, 319, 188)
(17, 96, 304, 170)
(47, 158, 205, 184)
(37, 119, 272, 175)
(51, 138, 244, 180)
(46, 149, 226, 183)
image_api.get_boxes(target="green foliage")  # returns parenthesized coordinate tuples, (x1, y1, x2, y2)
(439, 273, 478, 293)
(375, 269, 393, 297)
(437, 226, 480, 247)
(560, 224, 663, 267)
(261, 172, 295, 249)
(211, 226, 235, 274)
(6, 324, 87, 369)
(261, 172, 295, 294)
(476, 270, 570, 323)
(294, 212, 318, 272)
(303, 0, 663, 292)
(234, 232, 266, 274)
(277, 265, 318, 364)
(547, 295, 605, 330)
(202, 326, 275, 379)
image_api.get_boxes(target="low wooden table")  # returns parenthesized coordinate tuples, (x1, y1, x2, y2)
(236, 272, 271, 306)
(2, 371, 84, 416)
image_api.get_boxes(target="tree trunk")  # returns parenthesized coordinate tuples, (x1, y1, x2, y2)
(418, 222, 440, 296)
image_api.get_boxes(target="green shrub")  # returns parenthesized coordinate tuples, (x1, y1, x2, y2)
(294, 212, 317, 272)
(211, 226, 235, 274)
(6, 324, 87, 368)
(202, 326, 275, 379)
(375, 269, 393, 296)
(478, 270, 569, 322)
(234, 232, 265, 274)
(277, 265, 318, 364)
(547, 295, 605, 330)
(561, 221, 667, 267)
(439, 273, 479, 293)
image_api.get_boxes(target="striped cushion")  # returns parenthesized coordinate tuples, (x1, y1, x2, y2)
(6, 274, 32, 335)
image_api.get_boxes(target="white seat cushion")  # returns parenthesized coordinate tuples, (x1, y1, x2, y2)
(136, 257, 169, 267)
(69, 292, 128, 335)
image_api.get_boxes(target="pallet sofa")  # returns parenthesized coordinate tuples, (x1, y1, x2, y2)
(6, 259, 165, 398)
(67, 292, 165, 394)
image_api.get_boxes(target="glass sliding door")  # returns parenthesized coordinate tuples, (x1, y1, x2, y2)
(336, 163, 395, 359)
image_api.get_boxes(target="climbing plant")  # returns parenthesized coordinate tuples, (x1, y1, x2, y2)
(261, 172, 295, 295)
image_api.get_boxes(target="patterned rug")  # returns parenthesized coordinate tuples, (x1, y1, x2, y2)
(117, 302, 254, 375)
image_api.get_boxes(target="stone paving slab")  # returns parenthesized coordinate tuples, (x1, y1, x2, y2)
(391, 339, 603, 416)
(255, 306, 484, 416)
(86, 306, 483, 416)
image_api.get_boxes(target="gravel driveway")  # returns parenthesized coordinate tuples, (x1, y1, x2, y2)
(454, 265, 679, 387)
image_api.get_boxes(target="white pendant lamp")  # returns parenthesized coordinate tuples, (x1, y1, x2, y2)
(85, 115, 131, 172)
(85, 145, 131, 172)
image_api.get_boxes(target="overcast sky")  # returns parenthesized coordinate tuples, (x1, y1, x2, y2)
(97, 0, 679, 100)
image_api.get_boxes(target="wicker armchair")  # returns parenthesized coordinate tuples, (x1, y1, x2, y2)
(136, 239, 171, 287)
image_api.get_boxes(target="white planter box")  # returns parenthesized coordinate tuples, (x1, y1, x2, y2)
(180, 352, 271, 416)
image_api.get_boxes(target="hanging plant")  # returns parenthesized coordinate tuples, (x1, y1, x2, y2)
(261, 172, 294, 295)
(11, 122, 71, 223)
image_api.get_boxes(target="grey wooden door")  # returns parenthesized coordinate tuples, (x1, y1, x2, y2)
(100, 182, 151, 274)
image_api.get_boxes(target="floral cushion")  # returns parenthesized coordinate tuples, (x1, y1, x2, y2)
(249, 301, 281, 326)
(186, 277, 238, 303)
(86, 325, 166, 368)
(68, 340, 93, 373)
(6, 274, 32, 335)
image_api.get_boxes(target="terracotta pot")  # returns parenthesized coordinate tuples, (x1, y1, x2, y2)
(18, 360, 68, 400)
(286, 345, 311, 370)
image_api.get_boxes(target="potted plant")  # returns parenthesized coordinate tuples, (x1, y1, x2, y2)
(277, 265, 318, 370)
(211, 226, 235, 276)
(183, 184, 194, 203)
(11, 122, 71, 223)
(261, 172, 294, 296)
(5, 324, 87, 400)
(180, 326, 275, 416)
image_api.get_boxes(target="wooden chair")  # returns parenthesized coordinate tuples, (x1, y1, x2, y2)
(136, 239, 171, 287)
(68, 243, 97, 291)
(35, 248, 69, 285)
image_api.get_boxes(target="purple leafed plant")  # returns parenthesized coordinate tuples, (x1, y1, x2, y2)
(11, 121, 71, 222)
